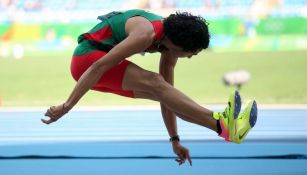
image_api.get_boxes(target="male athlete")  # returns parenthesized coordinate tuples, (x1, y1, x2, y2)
(42, 9, 257, 166)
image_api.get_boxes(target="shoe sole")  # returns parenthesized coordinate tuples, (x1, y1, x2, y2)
(230, 90, 242, 141)
(234, 100, 258, 143)
(234, 91, 242, 119)
(249, 101, 258, 128)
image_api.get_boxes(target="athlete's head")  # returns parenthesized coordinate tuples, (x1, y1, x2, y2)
(162, 12, 210, 58)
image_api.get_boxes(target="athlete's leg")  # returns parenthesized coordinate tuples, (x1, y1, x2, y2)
(71, 43, 135, 98)
(129, 66, 255, 143)
(122, 62, 217, 131)
(134, 90, 206, 127)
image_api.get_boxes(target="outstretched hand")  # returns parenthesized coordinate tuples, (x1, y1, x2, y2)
(172, 142, 192, 166)
(42, 104, 69, 124)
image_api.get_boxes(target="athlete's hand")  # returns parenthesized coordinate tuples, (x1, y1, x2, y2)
(172, 141, 192, 166)
(42, 103, 70, 124)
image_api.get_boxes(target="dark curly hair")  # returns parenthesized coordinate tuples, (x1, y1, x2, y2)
(163, 12, 210, 52)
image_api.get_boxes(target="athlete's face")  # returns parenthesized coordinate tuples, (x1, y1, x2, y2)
(160, 37, 201, 59)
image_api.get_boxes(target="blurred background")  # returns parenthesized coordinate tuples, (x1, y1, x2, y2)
(1, 2, 307, 174)
(0, 0, 307, 106)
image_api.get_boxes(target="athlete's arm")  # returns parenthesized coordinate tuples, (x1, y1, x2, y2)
(159, 52, 192, 166)
(159, 52, 178, 138)
(64, 18, 154, 108)
(43, 17, 155, 124)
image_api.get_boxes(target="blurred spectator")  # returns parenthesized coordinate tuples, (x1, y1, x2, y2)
(1, 0, 306, 22)
(1, 0, 306, 52)
(163, 0, 175, 8)
(23, 0, 42, 11)
(148, 0, 164, 9)
(250, 0, 282, 19)
(65, 0, 77, 10)
(0, 0, 15, 13)
(0, 0, 14, 9)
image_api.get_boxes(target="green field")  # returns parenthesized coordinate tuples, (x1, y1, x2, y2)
(0, 50, 307, 106)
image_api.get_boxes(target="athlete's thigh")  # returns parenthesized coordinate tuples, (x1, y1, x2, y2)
(122, 62, 158, 94)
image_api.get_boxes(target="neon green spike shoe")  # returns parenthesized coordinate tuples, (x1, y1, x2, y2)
(232, 100, 258, 144)
(213, 90, 242, 142)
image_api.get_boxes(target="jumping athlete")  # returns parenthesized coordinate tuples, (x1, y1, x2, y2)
(42, 9, 258, 166)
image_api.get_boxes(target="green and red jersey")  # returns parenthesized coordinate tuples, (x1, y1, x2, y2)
(76, 9, 164, 55)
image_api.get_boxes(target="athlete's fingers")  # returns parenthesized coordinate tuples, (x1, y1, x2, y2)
(41, 116, 58, 124)
(45, 110, 50, 116)
(41, 118, 54, 124)
(175, 158, 184, 165)
(177, 154, 184, 161)
(186, 152, 192, 166)
(181, 149, 192, 166)
(177, 153, 186, 165)
(45, 111, 54, 118)
(180, 151, 185, 157)
(43, 105, 64, 125)
(45, 111, 56, 121)
(45, 107, 54, 117)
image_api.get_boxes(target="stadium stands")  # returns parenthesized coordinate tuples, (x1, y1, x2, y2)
(0, 0, 306, 52)
(1, 0, 306, 22)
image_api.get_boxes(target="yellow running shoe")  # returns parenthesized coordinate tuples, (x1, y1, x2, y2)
(232, 100, 258, 144)
(213, 90, 241, 142)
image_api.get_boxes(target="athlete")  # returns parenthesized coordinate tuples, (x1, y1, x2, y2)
(42, 9, 257, 166)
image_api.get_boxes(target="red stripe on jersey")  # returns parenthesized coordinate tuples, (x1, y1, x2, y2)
(151, 20, 164, 40)
(144, 20, 164, 51)
(84, 26, 113, 42)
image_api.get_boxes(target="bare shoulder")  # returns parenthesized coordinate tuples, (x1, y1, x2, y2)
(125, 16, 155, 40)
